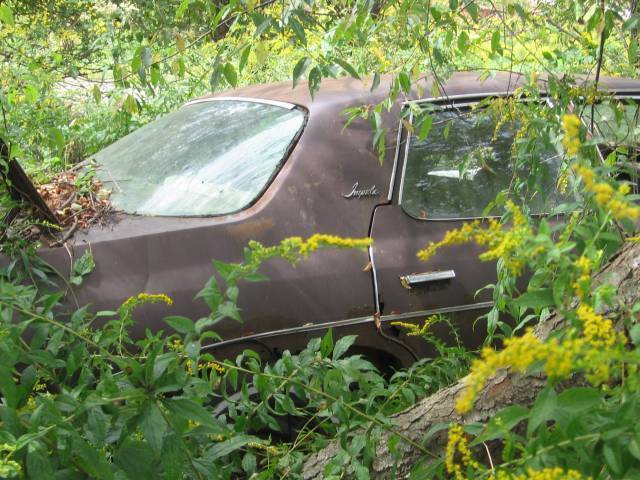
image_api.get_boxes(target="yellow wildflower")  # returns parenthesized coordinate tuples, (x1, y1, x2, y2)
(121, 293, 173, 310)
(573, 165, 640, 221)
(490, 467, 586, 479)
(390, 315, 439, 336)
(561, 114, 581, 156)
(445, 424, 481, 480)
(418, 201, 529, 276)
(456, 302, 622, 414)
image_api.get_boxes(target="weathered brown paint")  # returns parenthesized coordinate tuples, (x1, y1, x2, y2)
(8, 72, 640, 369)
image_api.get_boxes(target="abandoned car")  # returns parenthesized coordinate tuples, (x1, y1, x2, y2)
(4, 72, 640, 369)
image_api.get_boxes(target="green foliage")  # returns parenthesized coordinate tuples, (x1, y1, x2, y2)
(0, 237, 469, 478)
(1, 0, 640, 478)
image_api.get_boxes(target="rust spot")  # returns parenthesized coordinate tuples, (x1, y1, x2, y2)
(225, 218, 274, 240)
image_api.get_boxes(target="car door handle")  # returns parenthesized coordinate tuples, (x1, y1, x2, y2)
(400, 270, 456, 289)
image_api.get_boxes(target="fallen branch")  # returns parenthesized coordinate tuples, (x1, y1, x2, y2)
(302, 241, 640, 479)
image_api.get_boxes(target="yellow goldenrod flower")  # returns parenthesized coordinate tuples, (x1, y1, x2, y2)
(445, 424, 481, 480)
(390, 315, 440, 336)
(418, 201, 529, 276)
(456, 302, 623, 414)
(573, 165, 640, 221)
(489, 467, 587, 479)
(121, 292, 173, 310)
(561, 114, 581, 156)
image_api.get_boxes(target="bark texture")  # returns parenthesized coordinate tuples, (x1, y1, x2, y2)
(302, 242, 640, 479)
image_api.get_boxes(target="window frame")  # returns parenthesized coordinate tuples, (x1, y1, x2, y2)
(394, 92, 640, 222)
(93, 97, 308, 218)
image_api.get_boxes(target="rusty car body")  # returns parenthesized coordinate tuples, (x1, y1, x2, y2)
(5, 72, 640, 369)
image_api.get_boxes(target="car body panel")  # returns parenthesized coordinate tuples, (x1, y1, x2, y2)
(7, 72, 640, 368)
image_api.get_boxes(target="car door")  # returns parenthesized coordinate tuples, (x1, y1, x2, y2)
(370, 98, 564, 352)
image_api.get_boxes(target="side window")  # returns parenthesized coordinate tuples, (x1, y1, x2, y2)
(400, 108, 564, 220)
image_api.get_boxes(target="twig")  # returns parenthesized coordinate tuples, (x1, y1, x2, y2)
(51, 217, 78, 247)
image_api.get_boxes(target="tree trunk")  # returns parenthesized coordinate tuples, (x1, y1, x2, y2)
(302, 242, 640, 479)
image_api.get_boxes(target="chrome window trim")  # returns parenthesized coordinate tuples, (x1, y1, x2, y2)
(202, 301, 494, 350)
(397, 109, 414, 206)
(184, 96, 298, 110)
(387, 114, 404, 202)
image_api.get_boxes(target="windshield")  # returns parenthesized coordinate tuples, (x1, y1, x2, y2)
(93, 99, 305, 216)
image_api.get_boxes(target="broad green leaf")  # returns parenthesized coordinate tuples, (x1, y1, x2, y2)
(418, 114, 433, 141)
(333, 334, 357, 360)
(223, 63, 238, 87)
(71, 251, 95, 286)
(321, 328, 334, 358)
(164, 397, 223, 430)
(164, 316, 195, 334)
(398, 72, 411, 93)
(457, 31, 469, 53)
(557, 387, 601, 411)
(528, 387, 556, 436)
(26, 441, 54, 479)
(491, 30, 502, 54)
(0, 5, 14, 26)
(335, 58, 360, 79)
(205, 434, 260, 461)
(293, 57, 312, 87)
(514, 289, 554, 309)
(140, 401, 167, 456)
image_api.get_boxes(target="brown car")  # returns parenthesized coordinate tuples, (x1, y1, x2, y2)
(5, 72, 640, 369)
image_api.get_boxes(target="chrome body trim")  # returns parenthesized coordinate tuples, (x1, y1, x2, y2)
(369, 244, 381, 313)
(397, 109, 414, 205)
(401, 270, 456, 287)
(387, 115, 404, 201)
(203, 301, 494, 350)
(184, 96, 298, 110)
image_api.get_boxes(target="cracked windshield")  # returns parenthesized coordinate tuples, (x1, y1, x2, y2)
(93, 100, 304, 216)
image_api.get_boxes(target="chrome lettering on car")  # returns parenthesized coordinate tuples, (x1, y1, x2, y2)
(342, 182, 380, 199)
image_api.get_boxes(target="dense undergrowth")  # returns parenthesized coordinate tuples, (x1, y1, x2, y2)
(1, 0, 640, 478)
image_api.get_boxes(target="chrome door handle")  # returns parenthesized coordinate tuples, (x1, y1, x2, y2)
(400, 270, 456, 289)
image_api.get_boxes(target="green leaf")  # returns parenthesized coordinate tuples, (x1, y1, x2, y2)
(370, 72, 381, 91)
(27, 441, 54, 480)
(466, 2, 479, 21)
(321, 328, 334, 358)
(223, 63, 238, 87)
(196, 276, 222, 311)
(418, 114, 433, 141)
(556, 387, 601, 412)
(333, 334, 357, 360)
(474, 405, 529, 443)
(115, 439, 156, 479)
(308, 66, 322, 98)
(293, 57, 312, 87)
(164, 316, 195, 334)
(205, 435, 260, 461)
(514, 289, 554, 309)
(242, 452, 257, 475)
(491, 30, 502, 54)
(335, 59, 360, 79)
(398, 72, 411, 93)
(449, 0, 458, 10)
(528, 387, 556, 436)
(71, 251, 95, 286)
(164, 397, 223, 430)
(0, 5, 14, 26)
(239, 45, 251, 72)
(457, 31, 469, 53)
(140, 401, 167, 456)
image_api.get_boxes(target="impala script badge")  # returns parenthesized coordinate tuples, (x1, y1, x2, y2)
(342, 182, 380, 199)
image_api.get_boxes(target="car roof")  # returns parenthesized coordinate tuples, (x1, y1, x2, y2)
(202, 71, 640, 113)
